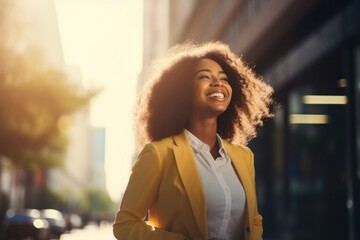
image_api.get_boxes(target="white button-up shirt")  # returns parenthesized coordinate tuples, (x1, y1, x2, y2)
(185, 130, 246, 240)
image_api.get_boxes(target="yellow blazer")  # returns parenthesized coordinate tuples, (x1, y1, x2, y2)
(113, 131, 263, 240)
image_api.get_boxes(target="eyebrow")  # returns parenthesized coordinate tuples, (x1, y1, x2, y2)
(194, 69, 226, 76)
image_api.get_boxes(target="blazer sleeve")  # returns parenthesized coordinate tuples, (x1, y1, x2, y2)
(247, 148, 263, 240)
(113, 143, 189, 240)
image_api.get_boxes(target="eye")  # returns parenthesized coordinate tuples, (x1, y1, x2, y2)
(220, 75, 229, 82)
(199, 74, 210, 80)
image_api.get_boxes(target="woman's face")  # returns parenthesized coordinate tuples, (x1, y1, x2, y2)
(191, 58, 232, 117)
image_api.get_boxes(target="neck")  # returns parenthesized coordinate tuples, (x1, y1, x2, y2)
(186, 116, 219, 156)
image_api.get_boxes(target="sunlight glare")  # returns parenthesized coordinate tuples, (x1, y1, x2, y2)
(55, 0, 143, 202)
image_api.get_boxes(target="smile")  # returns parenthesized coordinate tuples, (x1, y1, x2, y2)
(207, 92, 225, 99)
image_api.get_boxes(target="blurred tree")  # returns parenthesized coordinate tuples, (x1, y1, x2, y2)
(0, 0, 99, 171)
(80, 188, 115, 223)
(0, 0, 100, 211)
(0, 48, 98, 170)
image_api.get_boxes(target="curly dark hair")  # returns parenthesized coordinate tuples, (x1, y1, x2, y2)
(135, 41, 273, 148)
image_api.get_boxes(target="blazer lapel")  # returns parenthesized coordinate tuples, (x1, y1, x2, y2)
(224, 142, 254, 225)
(173, 131, 208, 240)
(226, 144, 252, 192)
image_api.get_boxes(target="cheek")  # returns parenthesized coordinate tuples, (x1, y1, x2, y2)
(227, 86, 233, 100)
(193, 83, 205, 98)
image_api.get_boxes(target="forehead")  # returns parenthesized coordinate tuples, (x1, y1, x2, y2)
(194, 58, 224, 72)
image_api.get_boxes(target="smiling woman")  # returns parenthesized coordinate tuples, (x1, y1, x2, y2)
(113, 41, 273, 240)
(191, 58, 233, 121)
(136, 42, 273, 148)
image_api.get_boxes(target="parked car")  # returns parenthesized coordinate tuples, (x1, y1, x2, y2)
(63, 213, 83, 231)
(1, 209, 49, 240)
(39, 209, 66, 238)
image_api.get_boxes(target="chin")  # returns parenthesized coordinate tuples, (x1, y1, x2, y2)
(212, 109, 227, 116)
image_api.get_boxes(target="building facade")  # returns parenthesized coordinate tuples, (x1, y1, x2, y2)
(142, 0, 360, 239)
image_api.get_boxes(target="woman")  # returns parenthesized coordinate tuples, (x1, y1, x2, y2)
(113, 41, 273, 240)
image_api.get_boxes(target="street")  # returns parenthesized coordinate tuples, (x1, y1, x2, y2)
(60, 222, 115, 240)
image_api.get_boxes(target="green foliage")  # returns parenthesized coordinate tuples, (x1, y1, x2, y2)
(0, 0, 100, 171)
(0, 47, 99, 171)
(79, 188, 115, 215)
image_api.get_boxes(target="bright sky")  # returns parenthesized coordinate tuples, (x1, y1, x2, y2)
(54, 0, 143, 202)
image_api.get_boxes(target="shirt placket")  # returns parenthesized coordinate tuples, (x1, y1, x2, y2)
(208, 153, 232, 239)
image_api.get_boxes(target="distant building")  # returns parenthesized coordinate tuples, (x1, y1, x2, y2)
(89, 127, 106, 190)
(140, 0, 171, 89)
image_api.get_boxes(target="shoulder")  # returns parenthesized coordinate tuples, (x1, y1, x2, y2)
(223, 139, 253, 156)
(137, 135, 176, 163)
(147, 130, 189, 151)
(146, 135, 175, 153)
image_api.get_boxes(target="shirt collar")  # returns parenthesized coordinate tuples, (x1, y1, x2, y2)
(185, 129, 228, 156)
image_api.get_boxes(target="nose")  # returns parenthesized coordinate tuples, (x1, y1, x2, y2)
(210, 77, 223, 87)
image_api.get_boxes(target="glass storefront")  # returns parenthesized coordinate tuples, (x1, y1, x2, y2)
(250, 45, 359, 239)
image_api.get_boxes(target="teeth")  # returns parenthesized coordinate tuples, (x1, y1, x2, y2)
(208, 92, 225, 98)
